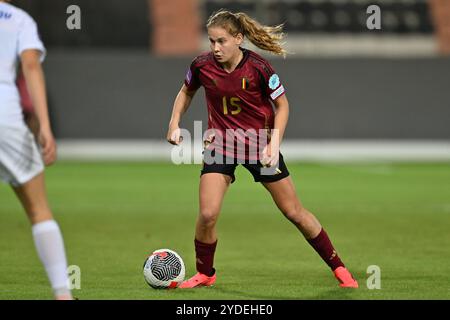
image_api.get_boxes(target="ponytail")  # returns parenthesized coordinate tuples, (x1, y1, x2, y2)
(235, 12, 286, 57)
(207, 9, 287, 57)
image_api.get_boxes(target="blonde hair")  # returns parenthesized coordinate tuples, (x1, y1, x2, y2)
(206, 9, 287, 57)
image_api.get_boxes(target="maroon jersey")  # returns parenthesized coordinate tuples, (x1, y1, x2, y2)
(184, 48, 286, 160)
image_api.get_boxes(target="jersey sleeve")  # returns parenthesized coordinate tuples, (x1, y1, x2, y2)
(260, 62, 286, 101)
(17, 14, 46, 62)
(184, 59, 201, 91)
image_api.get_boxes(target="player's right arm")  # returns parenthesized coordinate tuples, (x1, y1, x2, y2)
(166, 84, 197, 145)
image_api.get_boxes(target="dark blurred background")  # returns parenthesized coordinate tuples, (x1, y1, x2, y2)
(12, 0, 150, 47)
(14, 0, 435, 48)
(8, 0, 450, 150)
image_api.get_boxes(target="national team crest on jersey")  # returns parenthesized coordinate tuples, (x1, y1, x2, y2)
(268, 74, 280, 90)
(242, 77, 250, 90)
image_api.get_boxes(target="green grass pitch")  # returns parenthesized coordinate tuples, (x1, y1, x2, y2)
(0, 162, 449, 300)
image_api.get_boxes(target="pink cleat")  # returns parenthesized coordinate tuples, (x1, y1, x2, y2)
(179, 271, 216, 289)
(333, 266, 359, 288)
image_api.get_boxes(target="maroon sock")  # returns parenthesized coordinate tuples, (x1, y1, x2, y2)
(307, 228, 345, 271)
(194, 239, 217, 276)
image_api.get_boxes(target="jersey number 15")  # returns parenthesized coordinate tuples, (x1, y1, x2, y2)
(222, 96, 242, 116)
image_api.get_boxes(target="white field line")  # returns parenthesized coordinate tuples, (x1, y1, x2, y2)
(56, 139, 450, 162)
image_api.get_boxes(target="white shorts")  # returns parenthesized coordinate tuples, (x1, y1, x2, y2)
(0, 123, 44, 187)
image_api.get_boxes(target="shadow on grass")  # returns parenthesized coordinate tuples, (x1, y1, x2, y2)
(305, 288, 357, 300)
(212, 287, 299, 300)
(212, 286, 357, 300)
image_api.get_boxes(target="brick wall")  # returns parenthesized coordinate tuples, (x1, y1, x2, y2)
(149, 0, 201, 55)
(429, 0, 450, 55)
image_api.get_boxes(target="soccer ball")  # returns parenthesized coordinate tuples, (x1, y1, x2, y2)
(143, 248, 185, 289)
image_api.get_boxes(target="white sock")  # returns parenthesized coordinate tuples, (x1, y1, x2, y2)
(32, 220, 72, 298)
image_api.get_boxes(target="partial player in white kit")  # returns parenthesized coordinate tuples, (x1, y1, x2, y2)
(0, 0, 72, 299)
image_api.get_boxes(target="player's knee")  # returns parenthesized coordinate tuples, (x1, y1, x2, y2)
(199, 209, 219, 228)
(283, 202, 306, 224)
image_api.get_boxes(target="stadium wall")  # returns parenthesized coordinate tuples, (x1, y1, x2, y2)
(44, 50, 450, 141)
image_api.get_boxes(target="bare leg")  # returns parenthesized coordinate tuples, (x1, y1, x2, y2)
(196, 173, 232, 243)
(12, 172, 53, 224)
(12, 172, 72, 299)
(262, 176, 322, 239)
(262, 176, 358, 287)
(179, 172, 232, 286)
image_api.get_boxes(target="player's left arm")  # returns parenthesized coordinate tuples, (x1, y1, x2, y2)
(272, 94, 289, 146)
(20, 49, 56, 166)
(262, 94, 289, 167)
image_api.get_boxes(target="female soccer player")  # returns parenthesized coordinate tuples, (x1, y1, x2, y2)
(0, 0, 72, 299)
(167, 10, 358, 289)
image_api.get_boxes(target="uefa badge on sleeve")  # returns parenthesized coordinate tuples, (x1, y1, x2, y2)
(268, 74, 280, 90)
